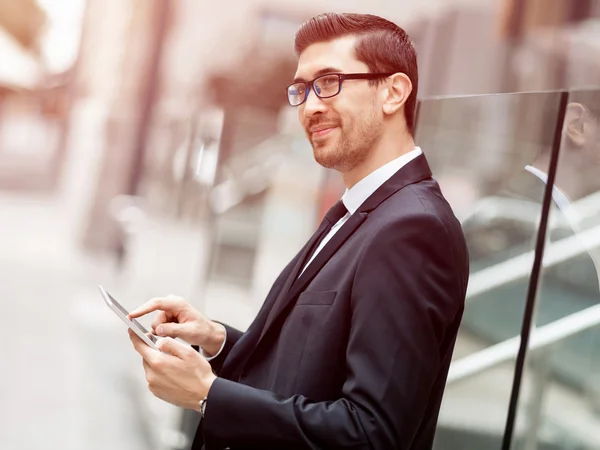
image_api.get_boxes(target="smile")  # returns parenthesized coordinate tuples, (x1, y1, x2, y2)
(312, 127, 337, 138)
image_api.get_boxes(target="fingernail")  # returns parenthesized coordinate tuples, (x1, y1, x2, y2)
(156, 326, 163, 336)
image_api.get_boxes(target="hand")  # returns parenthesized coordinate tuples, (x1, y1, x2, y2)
(128, 329, 217, 410)
(128, 295, 225, 355)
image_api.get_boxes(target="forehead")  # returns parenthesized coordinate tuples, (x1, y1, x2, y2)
(294, 35, 369, 80)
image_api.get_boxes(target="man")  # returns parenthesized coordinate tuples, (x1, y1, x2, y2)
(463, 90, 600, 389)
(128, 12, 469, 449)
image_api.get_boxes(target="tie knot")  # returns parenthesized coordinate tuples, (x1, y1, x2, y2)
(324, 200, 348, 224)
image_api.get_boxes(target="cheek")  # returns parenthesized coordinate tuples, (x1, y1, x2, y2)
(345, 106, 373, 132)
(332, 92, 376, 131)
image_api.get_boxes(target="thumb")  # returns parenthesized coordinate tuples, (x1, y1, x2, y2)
(155, 322, 193, 340)
(157, 337, 190, 359)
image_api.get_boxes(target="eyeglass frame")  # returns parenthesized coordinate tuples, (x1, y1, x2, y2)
(285, 72, 395, 106)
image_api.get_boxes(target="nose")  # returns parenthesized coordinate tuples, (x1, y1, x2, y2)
(302, 87, 328, 117)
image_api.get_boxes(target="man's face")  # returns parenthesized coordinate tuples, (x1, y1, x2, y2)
(294, 36, 383, 172)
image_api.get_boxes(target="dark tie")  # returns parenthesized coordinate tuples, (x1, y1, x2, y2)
(294, 200, 348, 278)
(324, 200, 349, 227)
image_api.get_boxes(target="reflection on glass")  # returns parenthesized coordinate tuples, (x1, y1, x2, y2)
(415, 92, 566, 449)
(516, 88, 600, 450)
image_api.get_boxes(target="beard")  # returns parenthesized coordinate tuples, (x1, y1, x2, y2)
(309, 108, 382, 172)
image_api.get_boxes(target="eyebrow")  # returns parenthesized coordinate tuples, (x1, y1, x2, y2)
(293, 67, 344, 84)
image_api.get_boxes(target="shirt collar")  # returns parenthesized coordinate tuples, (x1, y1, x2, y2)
(341, 147, 423, 214)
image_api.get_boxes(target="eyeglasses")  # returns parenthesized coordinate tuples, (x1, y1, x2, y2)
(286, 72, 394, 107)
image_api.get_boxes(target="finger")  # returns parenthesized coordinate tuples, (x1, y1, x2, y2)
(129, 328, 146, 352)
(154, 322, 191, 339)
(142, 361, 157, 390)
(128, 296, 181, 319)
(129, 329, 159, 362)
(157, 337, 192, 360)
(151, 310, 169, 332)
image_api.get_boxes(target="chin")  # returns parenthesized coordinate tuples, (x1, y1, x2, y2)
(313, 145, 342, 170)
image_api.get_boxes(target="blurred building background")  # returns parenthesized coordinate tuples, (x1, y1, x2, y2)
(1, 0, 600, 449)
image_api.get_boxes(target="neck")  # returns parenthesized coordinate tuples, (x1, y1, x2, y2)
(342, 132, 416, 189)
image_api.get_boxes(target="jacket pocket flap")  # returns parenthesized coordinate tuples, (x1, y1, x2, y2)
(296, 290, 336, 306)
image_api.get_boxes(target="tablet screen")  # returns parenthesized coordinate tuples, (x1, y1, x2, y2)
(105, 290, 158, 344)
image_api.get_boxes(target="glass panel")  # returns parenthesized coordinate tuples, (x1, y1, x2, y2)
(416, 91, 566, 449)
(514, 88, 600, 450)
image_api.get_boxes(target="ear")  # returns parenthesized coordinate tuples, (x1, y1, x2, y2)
(564, 102, 586, 147)
(382, 73, 412, 116)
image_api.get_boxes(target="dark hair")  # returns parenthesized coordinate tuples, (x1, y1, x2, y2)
(295, 13, 419, 135)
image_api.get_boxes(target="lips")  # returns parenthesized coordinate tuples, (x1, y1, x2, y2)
(310, 125, 338, 138)
(310, 125, 337, 133)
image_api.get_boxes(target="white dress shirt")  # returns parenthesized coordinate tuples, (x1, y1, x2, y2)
(300, 147, 423, 275)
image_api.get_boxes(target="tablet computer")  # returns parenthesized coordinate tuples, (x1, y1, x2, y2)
(98, 285, 160, 351)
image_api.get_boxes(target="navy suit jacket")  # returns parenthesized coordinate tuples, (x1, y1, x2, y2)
(193, 154, 469, 450)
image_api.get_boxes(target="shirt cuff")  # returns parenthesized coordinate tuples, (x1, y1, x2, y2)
(198, 324, 227, 361)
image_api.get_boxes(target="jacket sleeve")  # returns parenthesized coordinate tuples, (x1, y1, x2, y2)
(208, 323, 244, 375)
(202, 213, 465, 449)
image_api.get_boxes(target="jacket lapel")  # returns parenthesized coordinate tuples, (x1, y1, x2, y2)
(256, 220, 332, 342)
(219, 232, 327, 378)
(251, 154, 434, 353)
(287, 212, 367, 301)
(255, 212, 367, 345)
(282, 221, 331, 298)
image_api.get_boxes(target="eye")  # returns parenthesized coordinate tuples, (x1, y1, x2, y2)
(320, 75, 338, 87)
(290, 84, 305, 96)
(314, 75, 340, 97)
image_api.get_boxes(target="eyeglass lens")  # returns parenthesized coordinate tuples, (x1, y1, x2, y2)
(287, 75, 341, 105)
